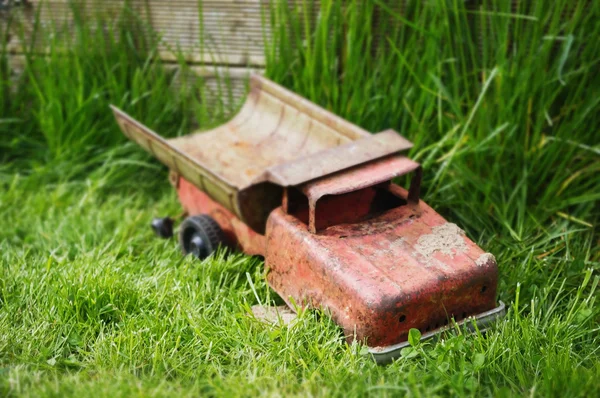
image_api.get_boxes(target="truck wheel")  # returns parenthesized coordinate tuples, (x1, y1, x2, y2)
(151, 217, 174, 239)
(179, 215, 224, 260)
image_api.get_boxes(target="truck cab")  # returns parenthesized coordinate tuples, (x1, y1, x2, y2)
(265, 155, 499, 350)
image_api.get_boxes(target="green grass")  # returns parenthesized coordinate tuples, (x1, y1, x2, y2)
(1, 0, 599, 396)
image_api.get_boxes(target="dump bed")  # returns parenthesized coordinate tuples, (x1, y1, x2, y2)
(111, 75, 413, 232)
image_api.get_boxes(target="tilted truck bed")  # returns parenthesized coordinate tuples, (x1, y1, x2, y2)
(111, 75, 413, 232)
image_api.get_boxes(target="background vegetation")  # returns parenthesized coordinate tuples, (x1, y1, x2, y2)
(1, 0, 599, 396)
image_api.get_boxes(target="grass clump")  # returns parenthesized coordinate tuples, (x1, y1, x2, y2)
(1, 0, 599, 396)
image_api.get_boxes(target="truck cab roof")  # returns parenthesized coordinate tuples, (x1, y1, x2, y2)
(284, 155, 422, 234)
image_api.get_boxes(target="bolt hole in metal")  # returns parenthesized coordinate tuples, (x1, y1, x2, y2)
(421, 312, 472, 333)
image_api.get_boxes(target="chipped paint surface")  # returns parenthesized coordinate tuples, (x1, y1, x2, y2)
(414, 223, 467, 258)
(476, 253, 496, 267)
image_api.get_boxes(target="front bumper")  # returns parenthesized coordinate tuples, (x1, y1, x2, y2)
(368, 301, 506, 364)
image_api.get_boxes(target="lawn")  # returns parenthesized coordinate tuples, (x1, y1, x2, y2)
(1, 0, 599, 396)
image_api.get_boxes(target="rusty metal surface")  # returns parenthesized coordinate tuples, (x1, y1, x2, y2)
(265, 184, 498, 348)
(111, 75, 413, 232)
(370, 301, 506, 364)
(298, 156, 421, 233)
(265, 131, 413, 186)
(301, 155, 420, 201)
(165, 75, 411, 189)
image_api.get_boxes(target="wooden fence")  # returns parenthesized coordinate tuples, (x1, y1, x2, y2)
(2, 0, 320, 106)
(2, 1, 589, 105)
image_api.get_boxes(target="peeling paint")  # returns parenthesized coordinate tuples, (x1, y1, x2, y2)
(476, 253, 496, 267)
(414, 223, 467, 258)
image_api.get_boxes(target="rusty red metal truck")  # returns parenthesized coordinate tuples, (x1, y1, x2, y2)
(111, 74, 504, 363)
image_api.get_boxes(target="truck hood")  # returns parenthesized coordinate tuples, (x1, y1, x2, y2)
(312, 201, 497, 301)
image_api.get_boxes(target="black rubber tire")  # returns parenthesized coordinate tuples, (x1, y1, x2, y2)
(151, 217, 174, 239)
(179, 215, 224, 260)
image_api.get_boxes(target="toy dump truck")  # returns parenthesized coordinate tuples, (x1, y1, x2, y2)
(111, 75, 504, 363)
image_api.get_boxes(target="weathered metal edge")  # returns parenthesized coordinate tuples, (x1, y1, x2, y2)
(250, 75, 371, 141)
(368, 301, 506, 364)
(262, 130, 414, 187)
(110, 105, 242, 216)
